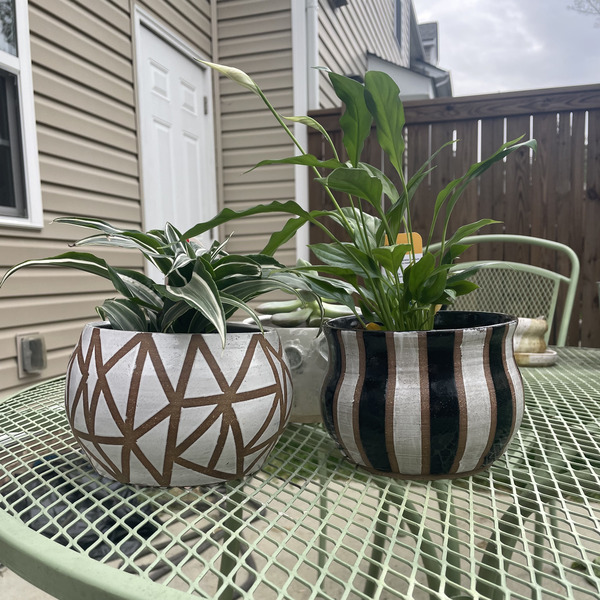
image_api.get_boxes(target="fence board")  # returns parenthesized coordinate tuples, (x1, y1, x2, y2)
(582, 109, 600, 347)
(308, 84, 600, 346)
(449, 120, 479, 263)
(478, 118, 506, 260)
(504, 115, 532, 265)
(566, 112, 587, 344)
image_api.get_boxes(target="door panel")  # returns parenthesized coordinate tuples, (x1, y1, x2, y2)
(137, 24, 216, 249)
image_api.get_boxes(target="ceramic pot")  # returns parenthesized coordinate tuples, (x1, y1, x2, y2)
(263, 324, 327, 423)
(65, 323, 292, 487)
(513, 317, 547, 353)
(321, 312, 524, 480)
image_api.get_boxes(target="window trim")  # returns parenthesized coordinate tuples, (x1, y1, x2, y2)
(0, 0, 42, 229)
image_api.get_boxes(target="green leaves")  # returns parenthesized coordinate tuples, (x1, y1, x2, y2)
(97, 299, 149, 332)
(372, 244, 412, 275)
(3, 64, 539, 339)
(323, 168, 383, 209)
(364, 71, 406, 177)
(0, 215, 315, 345)
(329, 72, 373, 167)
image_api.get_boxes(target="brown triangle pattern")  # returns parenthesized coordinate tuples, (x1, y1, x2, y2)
(65, 327, 292, 486)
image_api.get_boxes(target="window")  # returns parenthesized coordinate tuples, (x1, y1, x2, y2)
(0, 0, 41, 228)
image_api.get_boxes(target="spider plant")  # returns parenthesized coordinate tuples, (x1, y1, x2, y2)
(0, 217, 314, 346)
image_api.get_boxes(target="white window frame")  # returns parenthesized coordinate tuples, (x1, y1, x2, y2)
(0, 0, 42, 229)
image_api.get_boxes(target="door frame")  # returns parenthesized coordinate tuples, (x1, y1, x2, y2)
(132, 6, 218, 239)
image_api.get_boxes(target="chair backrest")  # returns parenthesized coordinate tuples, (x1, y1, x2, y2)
(429, 234, 580, 346)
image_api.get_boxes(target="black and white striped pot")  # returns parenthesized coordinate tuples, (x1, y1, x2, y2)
(321, 312, 524, 480)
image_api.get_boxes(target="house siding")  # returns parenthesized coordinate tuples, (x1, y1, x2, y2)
(317, 0, 405, 108)
(0, 0, 212, 398)
(216, 0, 296, 265)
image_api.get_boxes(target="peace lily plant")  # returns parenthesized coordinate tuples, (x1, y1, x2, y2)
(0, 218, 313, 346)
(184, 62, 537, 332)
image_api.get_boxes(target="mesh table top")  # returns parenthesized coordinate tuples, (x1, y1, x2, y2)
(0, 347, 599, 600)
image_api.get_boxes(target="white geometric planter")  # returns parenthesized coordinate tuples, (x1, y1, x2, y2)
(65, 323, 293, 487)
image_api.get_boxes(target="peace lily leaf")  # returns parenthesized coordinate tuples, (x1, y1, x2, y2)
(291, 263, 359, 281)
(328, 207, 381, 248)
(419, 271, 448, 304)
(372, 244, 413, 274)
(329, 72, 372, 167)
(323, 168, 383, 210)
(440, 244, 471, 264)
(447, 266, 481, 284)
(444, 219, 500, 250)
(434, 138, 537, 241)
(364, 71, 405, 176)
(309, 242, 380, 280)
(446, 280, 479, 297)
(290, 272, 357, 318)
(358, 162, 400, 203)
(182, 200, 313, 241)
(249, 155, 344, 172)
(407, 253, 436, 298)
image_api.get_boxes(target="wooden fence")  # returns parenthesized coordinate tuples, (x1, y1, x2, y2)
(307, 84, 600, 347)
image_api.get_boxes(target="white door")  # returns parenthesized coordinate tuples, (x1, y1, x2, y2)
(136, 23, 217, 249)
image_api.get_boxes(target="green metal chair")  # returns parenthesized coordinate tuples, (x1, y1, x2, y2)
(430, 234, 580, 347)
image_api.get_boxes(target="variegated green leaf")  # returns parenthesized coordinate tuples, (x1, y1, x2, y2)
(97, 299, 149, 332)
(161, 260, 227, 346)
(0, 252, 112, 288)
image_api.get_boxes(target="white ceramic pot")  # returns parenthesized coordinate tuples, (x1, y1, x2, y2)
(513, 317, 548, 353)
(275, 327, 327, 423)
(65, 323, 293, 487)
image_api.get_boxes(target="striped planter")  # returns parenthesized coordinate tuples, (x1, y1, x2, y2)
(66, 323, 293, 487)
(321, 312, 524, 480)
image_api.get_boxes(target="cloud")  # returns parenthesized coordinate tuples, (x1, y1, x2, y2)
(413, 0, 599, 96)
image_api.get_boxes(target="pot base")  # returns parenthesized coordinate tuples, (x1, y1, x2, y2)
(343, 457, 503, 481)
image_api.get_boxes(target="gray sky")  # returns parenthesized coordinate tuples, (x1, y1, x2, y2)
(412, 0, 599, 97)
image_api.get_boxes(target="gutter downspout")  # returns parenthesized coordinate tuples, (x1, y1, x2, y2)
(306, 0, 319, 110)
(292, 0, 319, 261)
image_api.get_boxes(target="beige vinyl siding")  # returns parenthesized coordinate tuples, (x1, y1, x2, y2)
(216, 0, 296, 266)
(0, 0, 212, 398)
(136, 0, 212, 56)
(317, 0, 404, 108)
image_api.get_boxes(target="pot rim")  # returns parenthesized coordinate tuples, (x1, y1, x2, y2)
(324, 311, 518, 333)
(84, 320, 274, 336)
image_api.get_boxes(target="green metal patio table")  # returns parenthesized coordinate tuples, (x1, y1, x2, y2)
(0, 347, 599, 600)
